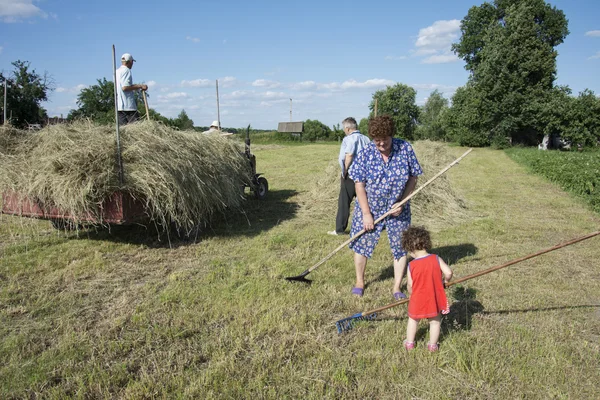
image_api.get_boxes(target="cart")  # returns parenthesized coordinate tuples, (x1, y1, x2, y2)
(1, 190, 147, 229)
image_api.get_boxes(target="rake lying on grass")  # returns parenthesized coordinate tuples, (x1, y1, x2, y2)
(285, 148, 473, 283)
(335, 230, 600, 333)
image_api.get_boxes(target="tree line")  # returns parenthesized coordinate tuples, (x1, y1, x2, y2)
(2, 0, 599, 147)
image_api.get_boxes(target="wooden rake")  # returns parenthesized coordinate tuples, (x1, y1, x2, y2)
(285, 148, 473, 283)
(335, 230, 600, 334)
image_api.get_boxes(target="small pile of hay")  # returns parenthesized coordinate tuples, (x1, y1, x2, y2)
(411, 140, 469, 231)
(0, 121, 253, 232)
(306, 140, 468, 231)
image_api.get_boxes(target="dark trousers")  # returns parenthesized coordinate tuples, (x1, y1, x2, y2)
(118, 110, 140, 126)
(336, 175, 356, 233)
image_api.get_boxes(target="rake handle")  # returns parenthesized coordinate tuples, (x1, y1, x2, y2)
(358, 230, 600, 317)
(306, 148, 474, 274)
(142, 91, 150, 121)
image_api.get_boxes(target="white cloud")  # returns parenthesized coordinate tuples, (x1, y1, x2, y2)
(289, 78, 394, 92)
(416, 19, 461, 50)
(422, 53, 459, 64)
(252, 79, 280, 89)
(260, 91, 287, 100)
(385, 55, 407, 61)
(585, 30, 600, 37)
(589, 51, 600, 60)
(146, 80, 157, 89)
(164, 92, 188, 99)
(414, 20, 461, 64)
(186, 35, 200, 43)
(0, 0, 47, 22)
(411, 83, 457, 92)
(339, 78, 394, 90)
(219, 76, 237, 88)
(291, 81, 316, 90)
(226, 90, 251, 99)
(181, 78, 212, 87)
(55, 84, 86, 93)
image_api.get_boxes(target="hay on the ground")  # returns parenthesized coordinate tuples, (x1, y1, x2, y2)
(0, 121, 253, 232)
(307, 140, 468, 231)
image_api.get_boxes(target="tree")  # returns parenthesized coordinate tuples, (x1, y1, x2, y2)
(331, 123, 344, 141)
(68, 78, 115, 124)
(68, 77, 177, 126)
(172, 109, 194, 130)
(565, 90, 600, 147)
(370, 83, 419, 139)
(303, 119, 331, 141)
(358, 118, 369, 136)
(450, 0, 569, 147)
(416, 90, 449, 141)
(0, 60, 53, 128)
(452, 0, 569, 73)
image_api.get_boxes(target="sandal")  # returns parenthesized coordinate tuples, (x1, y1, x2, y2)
(393, 291, 407, 300)
(403, 340, 415, 350)
(351, 287, 364, 297)
(427, 342, 439, 352)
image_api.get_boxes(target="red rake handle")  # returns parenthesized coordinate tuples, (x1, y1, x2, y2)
(359, 230, 600, 316)
(305, 148, 473, 274)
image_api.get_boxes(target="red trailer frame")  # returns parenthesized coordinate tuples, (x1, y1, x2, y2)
(1, 190, 147, 225)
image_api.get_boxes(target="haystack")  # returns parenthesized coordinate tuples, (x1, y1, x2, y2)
(307, 140, 468, 231)
(0, 121, 253, 232)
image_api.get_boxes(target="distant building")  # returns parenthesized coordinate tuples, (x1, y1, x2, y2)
(278, 122, 304, 139)
(46, 116, 68, 126)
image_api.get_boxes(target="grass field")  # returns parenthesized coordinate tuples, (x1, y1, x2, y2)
(1, 142, 599, 399)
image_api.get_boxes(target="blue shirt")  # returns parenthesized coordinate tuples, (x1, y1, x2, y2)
(339, 130, 370, 177)
(349, 138, 423, 214)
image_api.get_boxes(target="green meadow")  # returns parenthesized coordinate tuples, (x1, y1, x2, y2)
(1, 142, 599, 399)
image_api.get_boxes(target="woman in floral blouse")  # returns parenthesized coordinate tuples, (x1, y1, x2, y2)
(347, 115, 423, 299)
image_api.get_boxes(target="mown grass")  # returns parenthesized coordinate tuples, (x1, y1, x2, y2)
(505, 148, 600, 213)
(1, 143, 599, 399)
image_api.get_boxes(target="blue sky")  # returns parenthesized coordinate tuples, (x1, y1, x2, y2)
(1, 0, 598, 129)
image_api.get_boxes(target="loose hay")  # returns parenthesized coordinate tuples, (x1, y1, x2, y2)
(0, 121, 253, 233)
(307, 140, 469, 231)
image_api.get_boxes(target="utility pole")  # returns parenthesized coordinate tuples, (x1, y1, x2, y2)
(216, 79, 221, 129)
(290, 98, 292, 122)
(3, 79, 7, 126)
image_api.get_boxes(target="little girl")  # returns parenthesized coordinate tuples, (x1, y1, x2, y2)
(401, 226, 453, 352)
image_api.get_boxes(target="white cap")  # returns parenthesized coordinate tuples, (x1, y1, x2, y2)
(210, 120, 220, 128)
(121, 53, 136, 62)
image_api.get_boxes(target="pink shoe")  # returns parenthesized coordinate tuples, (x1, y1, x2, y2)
(427, 342, 439, 352)
(403, 340, 415, 350)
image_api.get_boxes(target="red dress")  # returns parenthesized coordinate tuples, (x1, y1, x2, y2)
(407, 254, 450, 319)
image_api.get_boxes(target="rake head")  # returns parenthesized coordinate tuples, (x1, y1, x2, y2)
(285, 269, 312, 284)
(335, 312, 377, 334)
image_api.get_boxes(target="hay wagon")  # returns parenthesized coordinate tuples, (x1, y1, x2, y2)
(1, 124, 268, 231)
(1, 190, 147, 229)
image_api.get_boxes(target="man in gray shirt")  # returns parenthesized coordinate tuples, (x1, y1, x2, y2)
(328, 117, 370, 235)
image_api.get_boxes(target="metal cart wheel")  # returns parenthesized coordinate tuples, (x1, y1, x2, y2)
(254, 177, 268, 200)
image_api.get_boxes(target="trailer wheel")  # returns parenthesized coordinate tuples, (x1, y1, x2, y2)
(254, 177, 268, 200)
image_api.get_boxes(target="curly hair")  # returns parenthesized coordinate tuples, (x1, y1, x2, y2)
(401, 226, 432, 253)
(368, 115, 395, 139)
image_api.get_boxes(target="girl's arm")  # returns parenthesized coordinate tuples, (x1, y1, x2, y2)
(439, 257, 453, 283)
(407, 268, 413, 295)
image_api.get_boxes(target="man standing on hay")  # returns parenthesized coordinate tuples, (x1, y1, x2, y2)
(203, 121, 233, 136)
(328, 117, 370, 236)
(117, 53, 148, 125)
